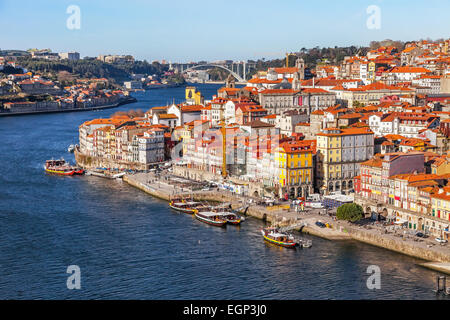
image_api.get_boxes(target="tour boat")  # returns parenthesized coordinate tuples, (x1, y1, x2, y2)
(44, 159, 84, 176)
(168, 200, 200, 214)
(261, 227, 298, 248)
(67, 144, 76, 153)
(194, 211, 227, 227)
(218, 212, 243, 225)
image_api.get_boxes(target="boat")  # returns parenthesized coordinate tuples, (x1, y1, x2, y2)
(67, 144, 76, 153)
(168, 200, 201, 214)
(194, 211, 227, 227)
(261, 227, 298, 248)
(44, 159, 84, 176)
(301, 239, 312, 248)
(218, 212, 243, 225)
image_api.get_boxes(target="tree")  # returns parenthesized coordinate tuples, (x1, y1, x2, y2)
(352, 100, 362, 108)
(336, 203, 364, 222)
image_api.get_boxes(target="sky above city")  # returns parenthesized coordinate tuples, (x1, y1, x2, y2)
(0, 0, 449, 62)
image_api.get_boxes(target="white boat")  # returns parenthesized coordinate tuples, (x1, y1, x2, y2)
(195, 211, 227, 227)
(112, 172, 126, 179)
(68, 144, 76, 153)
(301, 239, 312, 248)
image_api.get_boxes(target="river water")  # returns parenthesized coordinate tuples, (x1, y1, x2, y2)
(0, 84, 445, 299)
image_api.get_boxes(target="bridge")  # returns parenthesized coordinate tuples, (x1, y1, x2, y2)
(171, 61, 257, 82)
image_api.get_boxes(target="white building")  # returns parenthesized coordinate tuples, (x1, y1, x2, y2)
(59, 52, 80, 60)
(275, 110, 308, 135)
(137, 129, 165, 164)
(369, 112, 440, 137)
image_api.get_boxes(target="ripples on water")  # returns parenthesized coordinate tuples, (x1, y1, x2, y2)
(0, 85, 446, 299)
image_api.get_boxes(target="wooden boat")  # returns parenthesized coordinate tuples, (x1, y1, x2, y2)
(194, 211, 227, 227)
(218, 212, 243, 225)
(168, 200, 200, 214)
(261, 227, 298, 248)
(44, 159, 84, 176)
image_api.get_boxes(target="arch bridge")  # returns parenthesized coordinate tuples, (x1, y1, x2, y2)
(182, 64, 245, 82)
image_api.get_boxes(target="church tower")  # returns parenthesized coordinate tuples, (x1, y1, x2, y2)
(295, 58, 305, 80)
(292, 71, 301, 90)
(226, 74, 236, 88)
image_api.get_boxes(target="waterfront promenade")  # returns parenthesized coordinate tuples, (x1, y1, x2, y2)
(124, 171, 450, 269)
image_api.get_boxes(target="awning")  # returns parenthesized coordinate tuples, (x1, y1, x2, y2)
(394, 218, 408, 225)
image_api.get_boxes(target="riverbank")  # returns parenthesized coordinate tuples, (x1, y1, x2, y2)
(123, 172, 450, 265)
(419, 262, 450, 275)
(0, 96, 137, 117)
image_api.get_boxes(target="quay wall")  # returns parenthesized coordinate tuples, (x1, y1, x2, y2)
(123, 175, 170, 201)
(123, 174, 450, 263)
(346, 226, 450, 262)
(75, 149, 147, 171)
(123, 174, 292, 226)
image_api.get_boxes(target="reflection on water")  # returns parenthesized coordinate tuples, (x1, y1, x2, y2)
(0, 85, 448, 299)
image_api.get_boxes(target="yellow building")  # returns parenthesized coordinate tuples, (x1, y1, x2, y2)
(368, 61, 376, 82)
(275, 140, 314, 198)
(185, 86, 204, 105)
(431, 156, 450, 175)
(316, 127, 374, 195)
(430, 187, 450, 239)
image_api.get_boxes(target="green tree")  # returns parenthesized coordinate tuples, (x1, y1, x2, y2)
(336, 203, 364, 222)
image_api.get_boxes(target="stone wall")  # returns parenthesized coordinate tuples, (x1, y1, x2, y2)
(347, 226, 450, 262)
(75, 148, 146, 170)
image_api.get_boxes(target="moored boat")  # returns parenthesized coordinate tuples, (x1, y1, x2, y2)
(194, 211, 227, 227)
(44, 159, 84, 176)
(67, 144, 76, 153)
(261, 227, 298, 248)
(218, 212, 243, 225)
(169, 200, 200, 214)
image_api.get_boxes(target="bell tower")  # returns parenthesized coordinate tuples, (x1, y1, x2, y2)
(295, 58, 305, 80)
(292, 71, 301, 90)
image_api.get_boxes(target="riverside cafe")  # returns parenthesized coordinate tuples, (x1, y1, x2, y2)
(217, 181, 248, 195)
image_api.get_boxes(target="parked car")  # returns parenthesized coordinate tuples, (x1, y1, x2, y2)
(435, 237, 448, 243)
(416, 232, 428, 238)
(315, 221, 326, 228)
(415, 232, 425, 238)
(201, 187, 210, 191)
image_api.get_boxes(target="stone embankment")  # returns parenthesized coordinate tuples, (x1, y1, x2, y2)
(75, 148, 147, 171)
(123, 173, 450, 265)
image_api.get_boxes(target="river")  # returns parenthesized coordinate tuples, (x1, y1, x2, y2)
(0, 84, 445, 299)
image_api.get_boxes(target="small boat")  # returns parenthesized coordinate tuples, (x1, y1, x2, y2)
(261, 227, 298, 248)
(44, 159, 84, 176)
(218, 212, 243, 225)
(67, 144, 76, 153)
(194, 211, 227, 227)
(301, 239, 312, 248)
(168, 200, 200, 214)
(112, 172, 126, 179)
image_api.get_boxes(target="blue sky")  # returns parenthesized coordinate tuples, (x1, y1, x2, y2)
(0, 0, 449, 62)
